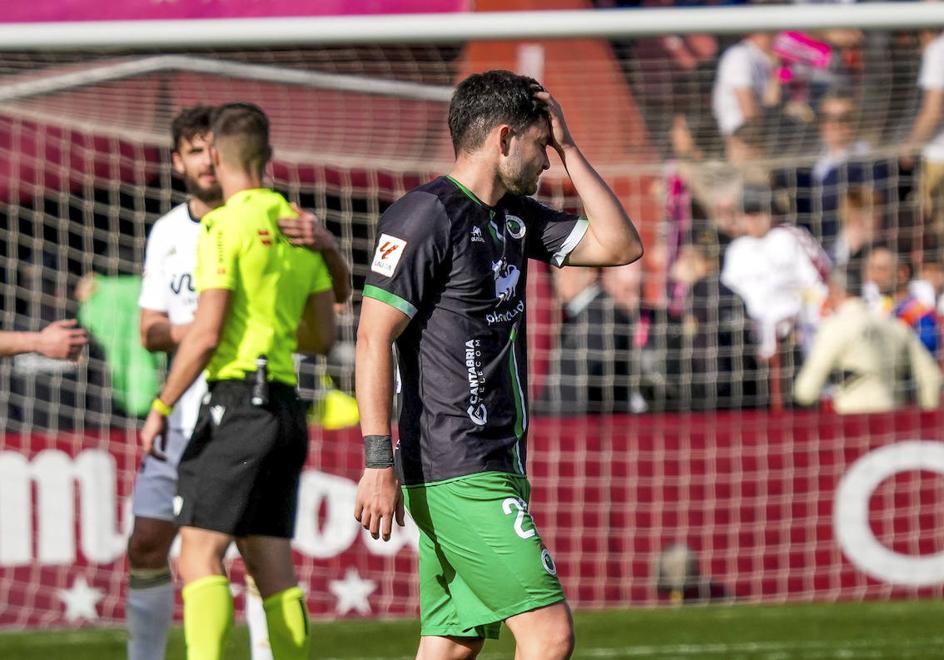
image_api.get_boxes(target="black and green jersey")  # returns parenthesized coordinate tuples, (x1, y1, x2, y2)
(363, 176, 588, 485)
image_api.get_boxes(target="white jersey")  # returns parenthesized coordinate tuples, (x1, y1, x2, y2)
(139, 202, 206, 435)
(712, 40, 774, 136)
(920, 33, 944, 162)
(721, 225, 830, 357)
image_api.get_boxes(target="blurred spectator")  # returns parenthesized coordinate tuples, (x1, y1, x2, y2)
(782, 91, 889, 250)
(536, 265, 646, 415)
(712, 32, 780, 158)
(863, 246, 939, 355)
(677, 233, 767, 409)
(831, 186, 880, 275)
(720, 183, 830, 359)
(903, 28, 944, 245)
(795, 269, 942, 413)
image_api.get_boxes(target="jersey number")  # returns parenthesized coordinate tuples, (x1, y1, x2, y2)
(502, 497, 536, 540)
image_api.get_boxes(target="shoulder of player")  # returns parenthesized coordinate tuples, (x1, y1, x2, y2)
(148, 202, 191, 235)
(381, 187, 449, 231)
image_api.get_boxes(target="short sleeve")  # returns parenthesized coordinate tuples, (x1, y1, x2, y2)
(138, 222, 168, 311)
(518, 196, 588, 267)
(195, 211, 240, 292)
(362, 192, 449, 319)
(919, 37, 944, 91)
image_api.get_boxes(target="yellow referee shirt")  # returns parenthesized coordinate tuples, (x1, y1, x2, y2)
(195, 188, 332, 386)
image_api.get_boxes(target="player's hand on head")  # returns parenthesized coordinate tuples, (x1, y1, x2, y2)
(532, 87, 575, 155)
(354, 467, 404, 542)
(140, 409, 169, 461)
(36, 319, 88, 360)
(279, 203, 338, 253)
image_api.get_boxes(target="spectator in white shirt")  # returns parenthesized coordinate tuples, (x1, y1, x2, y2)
(712, 33, 780, 158)
(721, 183, 830, 359)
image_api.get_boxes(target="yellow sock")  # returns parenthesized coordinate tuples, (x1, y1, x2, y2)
(263, 586, 311, 660)
(182, 575, 233, 660)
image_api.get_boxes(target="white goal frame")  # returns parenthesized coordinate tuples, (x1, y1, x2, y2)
(0, 3, 943, 51)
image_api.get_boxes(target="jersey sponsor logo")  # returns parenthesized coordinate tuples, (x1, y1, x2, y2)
(464, 339, 487, 426)
(169, 273, 195, 295)
(506, 215, 526, 239)
(371, 234, 407, 277)
(470, 226, 485, 243)
(486, 299, 525, 325)
(491, 259, 520, 305)
(257, 228, 272, 247)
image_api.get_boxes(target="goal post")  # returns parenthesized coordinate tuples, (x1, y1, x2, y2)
(2, 3, 944, 629)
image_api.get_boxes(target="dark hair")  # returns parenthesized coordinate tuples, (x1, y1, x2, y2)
(210, 102, 271, 176)
(171, 105, 214, 152)
(448, 70, 547, 155)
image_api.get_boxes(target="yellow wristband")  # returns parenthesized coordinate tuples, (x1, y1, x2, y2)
(151, 398, 172, 417)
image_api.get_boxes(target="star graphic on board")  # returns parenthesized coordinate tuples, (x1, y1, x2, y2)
(58, 576, 103, 623)
(328, 568, 377, 615)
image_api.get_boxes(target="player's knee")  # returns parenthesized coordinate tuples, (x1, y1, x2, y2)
(546, 625, 576, 659)
(127, 530, 170, 569)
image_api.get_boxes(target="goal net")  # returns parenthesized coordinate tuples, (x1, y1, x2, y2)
(2, 6, 944, 629)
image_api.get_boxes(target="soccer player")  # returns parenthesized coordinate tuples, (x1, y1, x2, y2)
(0, 321, 87, 359)
(354, 71, 643, 660)
(133, 105, 277, 660)
(139, 102, 337, 660)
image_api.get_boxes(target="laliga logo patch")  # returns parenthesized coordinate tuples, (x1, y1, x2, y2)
(371, 233, 407, 277)
(506, 215, 526, 239)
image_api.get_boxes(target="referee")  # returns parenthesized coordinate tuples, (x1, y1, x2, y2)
(140, 103, 335, 660)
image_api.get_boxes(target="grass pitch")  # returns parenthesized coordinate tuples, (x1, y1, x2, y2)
(1, 600, 941, 659)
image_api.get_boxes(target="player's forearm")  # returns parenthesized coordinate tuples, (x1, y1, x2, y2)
(560, 143, 643, 265)
(355, 332, 395, 438)
(0, 330, 38, 356)
(156, 330, 217, 407)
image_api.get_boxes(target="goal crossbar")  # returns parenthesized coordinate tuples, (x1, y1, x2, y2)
(1, 3, 943, 51)
(0, 55, 453, 104)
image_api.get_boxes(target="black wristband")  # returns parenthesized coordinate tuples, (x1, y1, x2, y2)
(364, 435, 394, 469)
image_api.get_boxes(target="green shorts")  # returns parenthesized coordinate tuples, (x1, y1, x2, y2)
(402, 471, 565, 640)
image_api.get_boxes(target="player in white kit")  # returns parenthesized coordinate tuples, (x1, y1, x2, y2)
(127, 106, 272, 660)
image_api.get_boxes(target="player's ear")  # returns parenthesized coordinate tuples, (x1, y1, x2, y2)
(498, 125, 513, 157)
(209, 145, 221, 168)
(171, 151, 185, 176)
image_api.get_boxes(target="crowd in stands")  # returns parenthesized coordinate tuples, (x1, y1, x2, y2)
(539, 18, 944, 415)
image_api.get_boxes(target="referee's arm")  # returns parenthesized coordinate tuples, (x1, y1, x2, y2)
(140, 289, 229, 457)
(296, 290, 336, 355)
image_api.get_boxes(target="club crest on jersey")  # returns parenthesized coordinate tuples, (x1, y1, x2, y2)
(470, 226, 485, 243)
(371, 233, 407, 277)
(491, 259, 520, 305)
(506, 215, 526, 239)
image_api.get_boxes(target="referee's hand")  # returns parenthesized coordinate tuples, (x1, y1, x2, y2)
(279, 204, 338, 253)
(354, 467, 405, 542)
(139, 409, 169, 461)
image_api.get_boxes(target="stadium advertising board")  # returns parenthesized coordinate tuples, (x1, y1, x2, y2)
(1, 409, 943, 627)
(0, 1, 467, 23)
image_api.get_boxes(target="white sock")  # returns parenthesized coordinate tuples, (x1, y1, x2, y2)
(127, 569, 174, 660)
(245, 575, 273, 660)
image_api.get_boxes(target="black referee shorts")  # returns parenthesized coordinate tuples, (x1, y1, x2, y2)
(175, 379, 308, 538)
